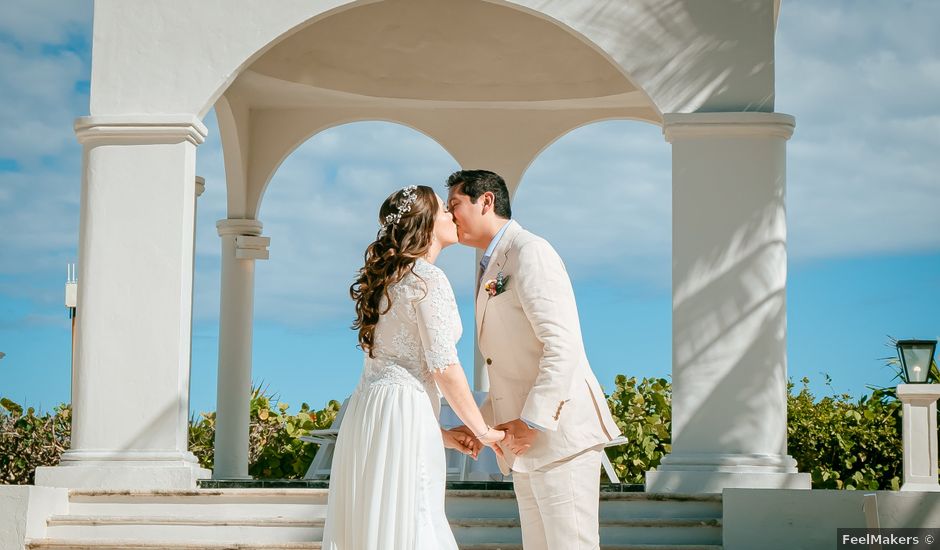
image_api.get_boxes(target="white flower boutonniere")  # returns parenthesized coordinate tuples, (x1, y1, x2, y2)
(484, 272, 510, 297)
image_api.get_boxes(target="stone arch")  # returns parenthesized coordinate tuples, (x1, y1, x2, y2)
(87, 0, 775, 119)
(248, 116, 463, 219)
(52, 0, 803, 495)
(512, 114, 663, 196)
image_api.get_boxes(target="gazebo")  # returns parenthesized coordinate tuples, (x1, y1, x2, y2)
(36, 0, 808, 495)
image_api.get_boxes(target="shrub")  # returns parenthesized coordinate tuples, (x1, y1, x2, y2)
(604, 375, 672, 484)
(189, 385, 341, 478)
(787, 377, 903, 490)
(0, 398, 71, 485)
(1, 388, 340, 483)
(2, 376, 933, 488)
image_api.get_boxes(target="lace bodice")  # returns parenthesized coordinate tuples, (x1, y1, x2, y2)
(359, 259, 462, 399)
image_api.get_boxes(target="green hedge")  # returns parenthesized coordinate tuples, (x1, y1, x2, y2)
(1, 377, 932, 488)
(0, 398, 71, 485)
(189, 386, 342, 479)
(787, 377, 903, 490)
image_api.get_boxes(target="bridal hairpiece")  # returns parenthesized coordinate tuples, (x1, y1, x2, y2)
(378, 185, 418, 238)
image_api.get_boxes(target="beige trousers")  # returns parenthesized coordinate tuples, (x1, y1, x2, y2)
(511, 446, 604, 550)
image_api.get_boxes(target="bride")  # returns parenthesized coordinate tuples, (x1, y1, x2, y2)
(321, 185, 505, 550)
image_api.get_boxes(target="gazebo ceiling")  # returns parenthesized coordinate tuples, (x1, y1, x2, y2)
(247, 0, 638, 103)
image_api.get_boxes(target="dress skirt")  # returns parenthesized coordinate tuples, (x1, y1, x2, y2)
(321, 379, 458, 550)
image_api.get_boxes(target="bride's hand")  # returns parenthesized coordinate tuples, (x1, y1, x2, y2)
(442, 428, 481, 458)
(477, 427, 505, 449)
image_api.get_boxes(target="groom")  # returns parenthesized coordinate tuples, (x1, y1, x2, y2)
(447, 170, 621, 550)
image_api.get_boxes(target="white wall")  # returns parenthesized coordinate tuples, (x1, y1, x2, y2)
(723, 489, 940, 550)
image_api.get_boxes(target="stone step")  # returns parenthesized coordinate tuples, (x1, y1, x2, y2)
(48, 515, 720, 529)
(450, 518, 721, 546)
(459, 547, 723, 550)
(47, 489, 723, 547)
(28, 541, 722, 550)
(45, 514, 721, 545)
(47, 516, 325, 528)
(28, 542, 322, 550)
(67, 489, 721, 521)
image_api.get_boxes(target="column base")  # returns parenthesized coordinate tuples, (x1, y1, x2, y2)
(646, 470, 811, 493)
(900, 482, 940, 492)
(35, 450, 211, 490)
(645, 452, 811, 493)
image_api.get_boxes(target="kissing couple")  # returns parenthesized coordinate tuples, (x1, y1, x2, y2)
(321, 170, 621, 550)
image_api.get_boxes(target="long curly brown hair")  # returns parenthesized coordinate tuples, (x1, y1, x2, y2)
(350, 185, 439, 357)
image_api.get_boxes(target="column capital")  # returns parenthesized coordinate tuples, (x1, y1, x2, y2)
(74, 114, 208, 146)
(216, 218, 262, 237)
(663, 112, 795, 142)
(195, 176, 206, 198)
(217, 219, 269, 260)
(897, 383, 940, 403)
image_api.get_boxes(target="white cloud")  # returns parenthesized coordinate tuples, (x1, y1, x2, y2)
(231, 122, 464, 326)
(0, 2, 91, 283)
(514, 121, 672, 286)
(187, 118, 673, 328)
(777, 0, 940, 260)
(0, 1, 92, 46)
(0, 43, 87, 160)
(3, 0, 940, 334)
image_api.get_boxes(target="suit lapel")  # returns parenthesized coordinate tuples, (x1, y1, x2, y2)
(475, 221, 522, 339)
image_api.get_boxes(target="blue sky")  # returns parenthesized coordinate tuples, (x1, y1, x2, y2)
(1, 1, 938, 415)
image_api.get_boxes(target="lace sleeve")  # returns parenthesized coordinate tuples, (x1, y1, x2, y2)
(414, 266, 460, 373)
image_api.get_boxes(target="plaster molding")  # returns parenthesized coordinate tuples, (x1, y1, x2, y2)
(74, 115, 208, 146)
(216, 218, 263, 237)
(59, 449, 202, 464)
(663, 112, 795, 142)
(657, 452, 799, 473)
(235, 235, 271, 261)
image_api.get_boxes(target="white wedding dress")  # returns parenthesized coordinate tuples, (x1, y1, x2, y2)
(322, 258, 462, 550)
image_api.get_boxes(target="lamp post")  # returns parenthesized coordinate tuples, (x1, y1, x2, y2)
(65, 263, 78, 368)
(896, 339, 939, 492)
(897, 340, 937, 383)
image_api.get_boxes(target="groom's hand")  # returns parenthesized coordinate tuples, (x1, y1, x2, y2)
(494, 419, 538, 456)
(449, 426, 483, 459)
(453, 425, 504, 459)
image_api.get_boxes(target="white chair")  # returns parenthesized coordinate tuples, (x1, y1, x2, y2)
(439, 393, 481, 481)
(601, 435, 630, 483)
(300, 397, 350, 479)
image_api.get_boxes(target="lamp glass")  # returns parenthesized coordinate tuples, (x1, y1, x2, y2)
(897, 340, 937, 383)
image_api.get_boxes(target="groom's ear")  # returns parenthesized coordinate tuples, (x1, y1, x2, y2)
(481, 191, 495, 213)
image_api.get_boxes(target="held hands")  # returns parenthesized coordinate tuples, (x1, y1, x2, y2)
(494, 418, 539, 456)
(451, 425, 505, 459)
(441, 428, 480, 458)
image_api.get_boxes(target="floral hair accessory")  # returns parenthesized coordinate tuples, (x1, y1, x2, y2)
(378, 185, 418, 238)
(484, 272, 510, 297)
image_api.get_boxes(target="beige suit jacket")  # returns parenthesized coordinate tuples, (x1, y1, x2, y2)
(476, 221, 621, 474)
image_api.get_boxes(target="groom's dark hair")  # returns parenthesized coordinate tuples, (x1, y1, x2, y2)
(446, 170, 512, 219)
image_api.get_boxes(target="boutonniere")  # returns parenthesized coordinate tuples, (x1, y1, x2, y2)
(484, 272, 510, 297)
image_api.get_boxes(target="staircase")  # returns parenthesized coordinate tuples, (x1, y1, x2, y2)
(25, 488, 722, 549)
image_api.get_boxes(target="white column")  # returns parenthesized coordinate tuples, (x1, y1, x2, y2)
(646, 112, 810, 493)
(898, 384, 940, 492)
(212, 219, 269, 479)
(36, 115, 211, 489)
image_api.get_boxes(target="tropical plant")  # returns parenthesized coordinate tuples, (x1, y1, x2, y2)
(787, 376, 903, 490)
(188, 384, 341, 478)
(0, 398, 71, 484)
(603, 375, 672, 484)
